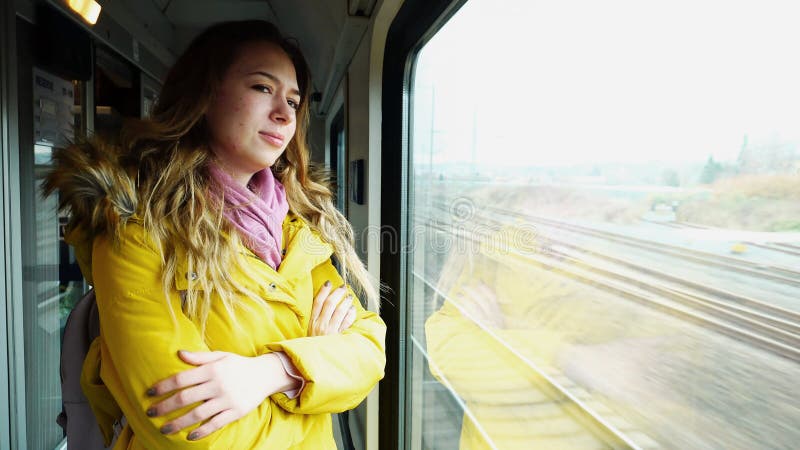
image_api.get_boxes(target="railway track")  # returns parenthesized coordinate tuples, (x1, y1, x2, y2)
(412, 267, 650, 450)
(543, 240, 800, 337)
(460, 203, 800, 286)
(419, 205, 800, 364)
(642, 219, 800, 258)
(777, 243, 800, 251)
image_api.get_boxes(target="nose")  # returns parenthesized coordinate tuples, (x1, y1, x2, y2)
(269, 96, 294, 124)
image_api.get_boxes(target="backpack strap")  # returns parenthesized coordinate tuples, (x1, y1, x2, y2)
(58, 289, 113, 449)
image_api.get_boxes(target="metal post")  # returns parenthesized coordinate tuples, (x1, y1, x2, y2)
(0, 1, 28, 448)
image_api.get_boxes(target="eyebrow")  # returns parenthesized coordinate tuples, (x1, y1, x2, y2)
(248, 71, 301, 98)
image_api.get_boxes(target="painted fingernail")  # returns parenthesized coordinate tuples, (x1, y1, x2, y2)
(146, 408, 157, 417)
(187, 431, 201, 441)
(160, 424, 173, 434)
(324, 280, 331, 287)
(146, 387, 157, 397)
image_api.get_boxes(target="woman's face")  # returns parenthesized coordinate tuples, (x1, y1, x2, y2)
(205, 41, 300, 185)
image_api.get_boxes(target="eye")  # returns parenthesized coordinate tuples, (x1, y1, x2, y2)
(253, 84, 272, 94)
(287, 99, 300, 110)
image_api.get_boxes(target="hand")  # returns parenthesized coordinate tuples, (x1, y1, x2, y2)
(145, 350, 287, 440)
(454, 282, 505, 328)
(309, 281, 357, 336)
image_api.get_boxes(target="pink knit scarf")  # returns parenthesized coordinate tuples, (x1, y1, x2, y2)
(209, 164, 289, 269)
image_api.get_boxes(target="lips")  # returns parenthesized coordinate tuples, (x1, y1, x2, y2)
(259, 131, 285, 147)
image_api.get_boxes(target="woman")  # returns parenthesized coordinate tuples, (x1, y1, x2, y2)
(45, 20, 386, 449)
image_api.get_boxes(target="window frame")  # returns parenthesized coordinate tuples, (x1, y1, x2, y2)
(1, 2, 22, 449)
(384, 2, 800, 449)
(379, 1, 469, 448)
(329, 106, 347, 214)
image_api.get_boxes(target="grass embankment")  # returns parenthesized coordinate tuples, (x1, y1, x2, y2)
(677, 175, 800, 231)
(473, 185, 646, 224)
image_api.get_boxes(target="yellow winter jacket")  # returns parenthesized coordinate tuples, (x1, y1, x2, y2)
(69, 213, 386, 449)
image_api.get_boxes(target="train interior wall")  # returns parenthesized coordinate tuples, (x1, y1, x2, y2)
(1, 0, 403, 448)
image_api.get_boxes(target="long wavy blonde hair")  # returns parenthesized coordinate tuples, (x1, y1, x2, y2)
(114, 21, 377, 329)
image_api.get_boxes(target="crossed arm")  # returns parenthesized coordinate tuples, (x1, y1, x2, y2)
(144, 281, 361, 440)
(91, 225, 386, 448)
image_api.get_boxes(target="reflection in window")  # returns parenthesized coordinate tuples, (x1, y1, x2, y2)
(95, 45, 140, 136)
(408, 1, 800, 449)
(26, 68, 87, 449)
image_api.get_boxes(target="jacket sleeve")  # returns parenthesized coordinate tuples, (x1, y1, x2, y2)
(424, 301, 537, 402)
(266, 259, 386, 414)
(422, 252, 564, 403)
(91, 224, 287, 449)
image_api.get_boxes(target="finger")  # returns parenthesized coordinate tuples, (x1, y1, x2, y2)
(187, 409, 239, 441)
(460, 287, 486, 310)
(455, 290, 480, 320)
(466, 289, 494, 318)
(329, 296, 354, 333)
(161, 398, 225, 435)
(148, 382, 216, 417)
(315, 287, 348, 335)
(462, 286, 502, 326)
(178, 350, 225, 366)
(177, 350, 226, 366)
(477, 284, 503, 316)
(475, 285, 503, 318)
(459, 301, 479, 321)
(475, 283, 497, 303)
(311, 281, 333, 324)
(451, 288, 471, 311)
(313, 287, 347, 335)
(148, 365, 213, 397)
(478, 281, 493, 291)
(339, 306, 357, 333)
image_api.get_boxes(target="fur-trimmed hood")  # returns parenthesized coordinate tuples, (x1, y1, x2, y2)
(43, 140, 138, 283)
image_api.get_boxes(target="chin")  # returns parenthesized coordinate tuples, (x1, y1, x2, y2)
(266, 150, 287, 166)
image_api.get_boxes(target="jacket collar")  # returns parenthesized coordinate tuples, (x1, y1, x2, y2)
(278, 215, 334, 282)
(173, 213, 333, 309)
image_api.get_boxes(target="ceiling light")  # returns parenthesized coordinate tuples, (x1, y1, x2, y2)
(67, 0, 102, 25)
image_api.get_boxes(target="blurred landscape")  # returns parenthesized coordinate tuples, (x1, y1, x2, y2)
(420, 136, 800, 232)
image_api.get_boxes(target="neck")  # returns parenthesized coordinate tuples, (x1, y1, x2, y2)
(232, 172, 253, 189)
(217, 164, 255, 189)
(209, 150, 256, 188)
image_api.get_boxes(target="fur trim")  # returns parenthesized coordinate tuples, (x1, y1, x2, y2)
(42, 139, 138, 241)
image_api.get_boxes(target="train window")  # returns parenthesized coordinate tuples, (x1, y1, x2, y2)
(13, 8, 98, 447)
(95, 45, 140, 136)
(141, 74, 160, 119)
(330, 107, 347, 213)
(23, 66, 88, 450)
(407, 0, 800, 449)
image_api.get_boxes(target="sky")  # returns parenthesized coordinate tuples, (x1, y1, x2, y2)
(412, 0, 800, 167)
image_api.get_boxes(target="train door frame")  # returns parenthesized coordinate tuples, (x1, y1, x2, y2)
(2, 2, 170, 448)
(13, 8, 99, 449)
(0, 0, 22, 448)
